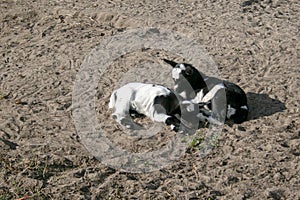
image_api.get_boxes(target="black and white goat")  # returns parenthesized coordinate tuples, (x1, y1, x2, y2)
(109, 83, 182, 131)
(163, 59, 248, 125)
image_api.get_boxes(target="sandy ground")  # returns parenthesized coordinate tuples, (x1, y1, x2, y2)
(0, 0, 299, 199)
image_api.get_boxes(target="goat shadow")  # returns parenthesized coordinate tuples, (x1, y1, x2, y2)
(246, 92, 287, 120)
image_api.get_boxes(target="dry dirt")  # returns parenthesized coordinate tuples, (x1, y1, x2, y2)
(0, 0, 299, 199)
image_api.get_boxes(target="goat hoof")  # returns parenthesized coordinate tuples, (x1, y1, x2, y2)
(170, 124, 180, 132)
(166, 117, 181, 132)
(120, 118, 134, 129)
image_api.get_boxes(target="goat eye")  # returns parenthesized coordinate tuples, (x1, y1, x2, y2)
(185, 67, 193, 76)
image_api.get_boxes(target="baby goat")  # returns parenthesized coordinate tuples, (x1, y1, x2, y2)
(163, 59, 248, 124)
(109, 83, 182, 131)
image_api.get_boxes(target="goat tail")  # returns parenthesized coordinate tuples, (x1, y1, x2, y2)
(109, 90, 117, 109)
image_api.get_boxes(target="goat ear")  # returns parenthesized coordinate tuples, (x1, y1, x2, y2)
(163, 59, 177, 68)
